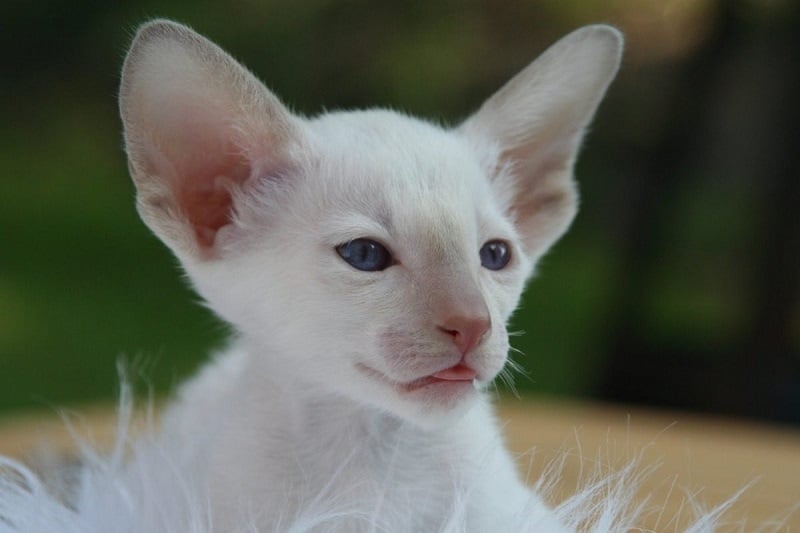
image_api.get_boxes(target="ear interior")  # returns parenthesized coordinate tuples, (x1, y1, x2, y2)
(120, 20, 299, 259)
(135, 98, 252, 249)
(462, 25, 623, 260)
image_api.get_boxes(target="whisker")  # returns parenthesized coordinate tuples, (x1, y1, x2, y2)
(505, 355, 530, 378)
(508, 345, 525, 356)
(495, 367, 519, 398)
(504, 352, 533, 389)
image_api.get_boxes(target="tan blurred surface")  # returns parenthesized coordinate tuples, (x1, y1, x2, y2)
(500, 400, 800, 530)
(1, 399, 798, 529)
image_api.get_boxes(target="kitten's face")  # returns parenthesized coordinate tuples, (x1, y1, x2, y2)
(192, 111, 532, 424)
(120, 21, 621, 427)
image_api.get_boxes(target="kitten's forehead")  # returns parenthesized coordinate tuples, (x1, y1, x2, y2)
(310, 110, 490, 181)
(307, 110, 501, 242)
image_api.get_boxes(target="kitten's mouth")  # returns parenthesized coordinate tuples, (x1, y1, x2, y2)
(356, 363, 479, 393)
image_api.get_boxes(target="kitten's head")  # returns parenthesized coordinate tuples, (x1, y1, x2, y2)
(120, 21, 621, 426)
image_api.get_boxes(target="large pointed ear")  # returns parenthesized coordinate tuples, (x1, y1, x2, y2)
(461, 25, 622, 261)
(119, 20, 305, 261)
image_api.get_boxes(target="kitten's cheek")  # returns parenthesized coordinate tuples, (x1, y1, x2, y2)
(474, 340, 511, 382)
(475, 361, 505, 385)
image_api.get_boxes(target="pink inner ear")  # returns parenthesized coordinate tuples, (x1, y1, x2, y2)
(176, 150, 251, 249)
(141, 98, 254, 252)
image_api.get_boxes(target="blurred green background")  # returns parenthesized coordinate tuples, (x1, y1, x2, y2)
(2, 0, 798, 424)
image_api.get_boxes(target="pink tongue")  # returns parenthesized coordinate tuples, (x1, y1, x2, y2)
(433, 364, 478, 381)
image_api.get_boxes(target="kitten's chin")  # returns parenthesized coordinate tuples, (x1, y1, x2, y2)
(355, 363, 482, 426)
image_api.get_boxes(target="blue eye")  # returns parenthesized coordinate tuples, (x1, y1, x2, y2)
(337, 238, 393, 271)
(479, 240, 511, 270)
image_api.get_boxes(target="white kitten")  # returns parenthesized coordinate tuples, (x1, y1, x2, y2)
(114, 20, 622, 532)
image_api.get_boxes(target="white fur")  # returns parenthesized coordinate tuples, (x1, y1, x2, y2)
(0, 20, 752, 532)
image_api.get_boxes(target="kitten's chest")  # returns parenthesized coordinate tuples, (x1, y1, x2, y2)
(216, 406, 483, 530)
(279, 430, 475, 530)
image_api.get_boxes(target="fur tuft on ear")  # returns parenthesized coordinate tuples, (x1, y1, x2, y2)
(461, 25, 623, 261)
(119, 20, 304, 260)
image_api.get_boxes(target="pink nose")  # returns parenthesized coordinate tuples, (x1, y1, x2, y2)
(437, 314, 491, 355)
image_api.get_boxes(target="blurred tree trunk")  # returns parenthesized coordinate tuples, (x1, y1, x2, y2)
(735, 9, 800, 421)
(596, 1, 800, 423)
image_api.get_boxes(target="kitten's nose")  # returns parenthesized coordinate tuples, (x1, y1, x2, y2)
(437, 314, 491, 355)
